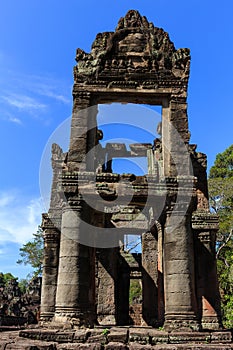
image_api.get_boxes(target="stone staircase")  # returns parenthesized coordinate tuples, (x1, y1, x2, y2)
(0, 326, 232, 349)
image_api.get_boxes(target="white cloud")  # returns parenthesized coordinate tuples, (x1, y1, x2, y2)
(0, 192, 43, 245)
(0, 194, 14, 207)
(0, 112, 23, 125)
(4, 71, 71, 106)
(1, 93, 46, 111)
(8, 116, 22, 125)
(0, 63, 71, 125)
(27, 78, 71, 104)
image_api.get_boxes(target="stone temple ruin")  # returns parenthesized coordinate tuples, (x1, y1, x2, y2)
(39, 10, 222, 333)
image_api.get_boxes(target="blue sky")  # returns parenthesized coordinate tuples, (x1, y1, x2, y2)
(0, 1, 232, 279)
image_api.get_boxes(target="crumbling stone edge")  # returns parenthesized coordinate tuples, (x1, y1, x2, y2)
(17, 327, 233, 347)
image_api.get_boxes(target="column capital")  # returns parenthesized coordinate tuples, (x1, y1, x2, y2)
(166, 202, 193, 218)
(62, 194, 83, 213)
(72, 89, 91, 100)
(41, 213, 59, 231)
(72, 89, 92, 109)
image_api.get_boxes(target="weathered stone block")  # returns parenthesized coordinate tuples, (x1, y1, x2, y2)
(211, 331, 232, 343)
(165, 275, 191, 293)
(169, 332, 210, 344)
(40, 330, 60, 341)
(165, 260, 191, 275)
(149, 330, 169, 344)
(73, 329, 90, 342)
(107, 328, 128, 343)
(57, 344, 102, 350)
(0, 341, 9, 350)
(19, 330, 42, 340)
(97, 315, 116, 325)
(105, 342, 129, 350)
(164, 242, 189, 260)
(151, 346, 178, 350)
(5, 341, 56, 350)
(88, 329, 105, 336)
(129, 328, 149, 344)
(86, 334, 106, 344)
(174, 346, 233, 350)
(128, 344, 154, 350)
(54, 332, 74, 343)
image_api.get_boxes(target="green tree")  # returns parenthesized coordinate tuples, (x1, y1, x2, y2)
(208, 144, 233, 328)
(129, 279, 142, 304)
(18, 278, 29, 293)
(17, 226, 44, 278)
(0, 272, 16, 285)
(209, 145, 233, 179)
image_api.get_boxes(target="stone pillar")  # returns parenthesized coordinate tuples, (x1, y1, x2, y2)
(192, 212, 222, 329)
(157, 222, 165, 325)
(68, 91, 98, 171)
(147, 149, 156, 175)
(163, 207, 200, 331)
(199, 232, 221, 329)
(116, 252, 130, 325)
(162, 99, 191, 177)
(141, 230, 158, 326)
(40, 214, 60, 321)
(54, 196, 96, 327)
(96, 248, 118, 325)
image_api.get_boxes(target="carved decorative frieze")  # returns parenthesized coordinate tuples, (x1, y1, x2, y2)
(41, 213, 56, 231)
(51, 143, 66, 170)
(72, 91, 91, 100)
(62, 193, 83, 211)
(192, 211, 219, 230)
(60, 172, 198, 200)
(41, 213, 60, 242)
(74, 10, 190, 88)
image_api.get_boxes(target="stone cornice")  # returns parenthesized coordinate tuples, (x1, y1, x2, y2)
(192, 211, 219, 231)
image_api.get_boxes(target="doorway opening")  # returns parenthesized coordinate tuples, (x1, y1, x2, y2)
(97, 103, 162, 175)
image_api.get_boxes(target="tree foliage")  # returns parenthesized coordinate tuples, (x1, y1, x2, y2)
(209, 145, 233, 179)
(208, 144, 233, 328)
(17, 226, 44, 278)
(0, 272, 16, 285)
(129, 279, 142, 304)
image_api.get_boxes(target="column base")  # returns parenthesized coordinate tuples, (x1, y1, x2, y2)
(40, 311, 55, 322)
(202, 316, 222, 330)
(54, 306, 95, 328)
(164, 313, 201, 332)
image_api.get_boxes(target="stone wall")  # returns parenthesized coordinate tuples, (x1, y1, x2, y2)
(0, 277, 41, 326)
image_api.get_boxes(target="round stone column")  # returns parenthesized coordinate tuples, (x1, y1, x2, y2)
(54, 196, 95, 327)
(40, 214, 60, 321)
(163, 208, 200, 331)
